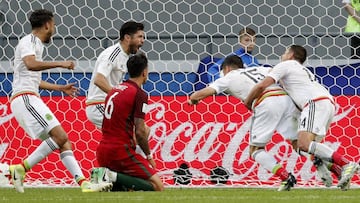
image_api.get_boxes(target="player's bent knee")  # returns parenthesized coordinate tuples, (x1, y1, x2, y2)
(49, 126, 70, 147)
(249, 145, 265, 158)
(150, 175, 164, 191)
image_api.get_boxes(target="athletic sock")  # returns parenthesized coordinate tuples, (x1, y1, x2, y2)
(308, 141, 334, 161)
(113, 173, 154, 191)
(23, 137, 59, 171)
(331, 151, 349, 167)
(60, 150, 85, 185)
(252, 149, 288, 181)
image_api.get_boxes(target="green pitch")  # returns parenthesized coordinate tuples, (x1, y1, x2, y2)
(0, 188, 359, 203)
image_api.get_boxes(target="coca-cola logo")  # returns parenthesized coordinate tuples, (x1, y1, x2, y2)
(146, 101, 355, 182)
(0, 104, 13, 125)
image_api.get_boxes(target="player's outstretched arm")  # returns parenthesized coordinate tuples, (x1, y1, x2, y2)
(188, 87, 216, 105)
(244, 76, 275, 110)
(39, 81, 79, 97)
(23, 55, 75, 71)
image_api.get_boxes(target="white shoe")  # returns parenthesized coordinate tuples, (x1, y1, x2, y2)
(81, 181, 113, 192)
(313, 157, 333, 187)
(337, 162, 359, 191)
(9, 164, 26, 193)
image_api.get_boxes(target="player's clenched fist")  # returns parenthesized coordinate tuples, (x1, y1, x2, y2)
(61, 61, 75, 70)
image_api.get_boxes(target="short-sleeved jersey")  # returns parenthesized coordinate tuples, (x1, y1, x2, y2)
(12, 34, 43, 96)
(86, 43, 129, 104)
(209, 66, 278, 101)
(268, 60, 333, 109)
(101, 80, 148, 147)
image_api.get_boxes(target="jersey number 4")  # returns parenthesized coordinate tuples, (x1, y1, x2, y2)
(104, 92, 119, 119)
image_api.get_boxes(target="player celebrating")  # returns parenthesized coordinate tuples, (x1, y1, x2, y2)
(245, 45, 359, 190)
(92, 54, 164, 191)
(85, 21, 144, 129)
(9, 9, 112, 192)
(188, 55, 299, 191)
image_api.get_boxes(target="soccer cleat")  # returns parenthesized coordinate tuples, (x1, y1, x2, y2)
(9, 164, 26, 193)
(337, 162, 359, 191)
(90, 167, 109, 184)
(277, 173, 297, 191)
(313, 157, 333, 187)
(81, 180, 113, 192)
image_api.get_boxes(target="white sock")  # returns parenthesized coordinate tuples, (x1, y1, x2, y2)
(308, 141, 334, 161)
(252, 149, 278, 173)
(60, 150, 85, 181)
(25, 137, 59, 169)
(107, 169, 117, 182)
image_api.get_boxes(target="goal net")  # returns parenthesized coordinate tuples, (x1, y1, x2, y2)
(0, 0, 359, 188)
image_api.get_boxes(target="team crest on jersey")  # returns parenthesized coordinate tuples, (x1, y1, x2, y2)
(45, 113, 53, 121)
(114, 84, 128, 91)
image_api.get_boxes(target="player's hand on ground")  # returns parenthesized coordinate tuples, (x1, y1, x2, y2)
(60, 61, 75, 70)
(187, 99, 198, 105)
(60, 82, 79, 97)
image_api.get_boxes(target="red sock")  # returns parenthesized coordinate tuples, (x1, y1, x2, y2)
(77, 178, 86, 186)
(275, 167, 289, 181)
(329, 163, 342, 179)
(331, 152, 349, 167)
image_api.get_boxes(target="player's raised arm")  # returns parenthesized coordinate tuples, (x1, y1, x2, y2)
(188, 87, 216, 105)
(23, 55, 75, 71)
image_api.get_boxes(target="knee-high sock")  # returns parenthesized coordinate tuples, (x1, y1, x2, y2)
(24, 137, 59, 171)
(60, 150, 85, 185)
(252, 149, 289, 181)
(308, 141, 349, 167)
(308, 141, 334, 161)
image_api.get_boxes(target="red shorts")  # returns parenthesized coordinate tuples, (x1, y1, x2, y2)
(96, 143, 156, 180)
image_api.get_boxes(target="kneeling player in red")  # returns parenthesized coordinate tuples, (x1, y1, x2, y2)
(92, 54, 164, 191)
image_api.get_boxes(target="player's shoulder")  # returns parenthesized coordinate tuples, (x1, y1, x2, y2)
(99, 43, 121, 58)
(18, 34, 34, 45)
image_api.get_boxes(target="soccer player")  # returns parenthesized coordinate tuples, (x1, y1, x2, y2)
(244, 45, 359, 190)
(92, 54, 164, 191)
(188, 55, 298, 191)
(207, 27, 260, 83)
(9, 9, 112, 193)
(85, 21, 144, 129)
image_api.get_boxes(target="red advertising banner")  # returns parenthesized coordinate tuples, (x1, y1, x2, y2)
(0, 95, 359, 187)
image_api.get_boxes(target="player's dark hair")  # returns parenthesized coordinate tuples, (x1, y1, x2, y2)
(221, 55, 244, 70)
(127, 54, 148, 78)
(120, 21, 144, 40)
(289, 45, 307, 64)
(239, 27, 256, 38)
(29, 9, 54, 29)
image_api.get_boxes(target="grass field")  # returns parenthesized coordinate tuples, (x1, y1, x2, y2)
(0, 187, 360, 203)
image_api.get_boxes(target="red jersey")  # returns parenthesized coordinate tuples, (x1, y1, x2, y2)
(100, 80, 148, 148)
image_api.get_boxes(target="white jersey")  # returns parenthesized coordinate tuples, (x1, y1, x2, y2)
(86, 43, 129, 104)
(209, 66, 279, 101)
(12, 34, 43, 96)
(268, 60, 333, 109)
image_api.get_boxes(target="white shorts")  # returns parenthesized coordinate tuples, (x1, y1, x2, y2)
(10, 94, 60, 140)
(250, 95, 300, 147)
(298, 99, 335, 137)
(85, 104, 104, 129)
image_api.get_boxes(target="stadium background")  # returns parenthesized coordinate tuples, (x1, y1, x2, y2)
(0, 0, 359, 188)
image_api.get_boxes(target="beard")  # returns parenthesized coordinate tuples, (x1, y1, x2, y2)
(129, 44, 140, 54)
